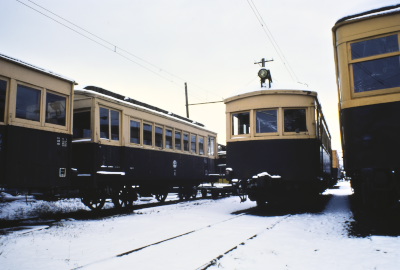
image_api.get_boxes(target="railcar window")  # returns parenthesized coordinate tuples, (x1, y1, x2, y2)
(166, 128, 173, 149)
(284, 109, 307, 132)
(208, 136, 215, 156)
(353, 56, 400, 92)
(191, 134, 197, 153)
(256, 109, 278, 133)
(351, 35, 398, 59)
(110, 110, 120, 140)
(45, 93, 66, 126)
(130, 120, 141, 144)
(99, 107, 120, 140)
(155, 126, 163, 148)
(232, 112, 250, 135)
(351, 34, 400, 93)
(16, 85, 41, 122)
(0, 80, 6, 122)
(99, 108, 110, 139)
(143, 123, 153, 146)
(73, 111, 91, 139)
(183, 133, 189, 151)
(175, 131, 182, 150)
(199, 136, 204, 155)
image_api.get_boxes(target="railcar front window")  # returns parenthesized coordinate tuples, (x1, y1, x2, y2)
(45, 93, 66, 126)
(351, 35, 399, 59)
(183, 133, 189, 151)
(208, 136, 215, 156)
(143, 123, 153, 146)
(166, 128, 173, 149)
(16, 85, 41, 122)
(130, 120, 141, 144)
(73, 111, 91, 139)
(353, 56, 400, 92)
(232, 112, 250, 135)
(284, 109, 307, 132)
(351, 34, 400, 93)
(191, 134, 197, 153)
(155, 126, 163, 148)
(256, 109, 278, 133)
(0, 80, 6, 122)
(175, 131, 182, 150)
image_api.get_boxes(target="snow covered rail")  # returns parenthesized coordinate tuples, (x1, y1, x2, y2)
(195, 214, 291, 270)
(71, 211, 253, 270)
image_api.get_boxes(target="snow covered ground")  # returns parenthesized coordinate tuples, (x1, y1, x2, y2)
(1, 181, 399, 270)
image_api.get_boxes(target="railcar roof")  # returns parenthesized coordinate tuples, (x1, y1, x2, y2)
(76, 85, 208, 129)
(0, 53, 76, 84)
(224, 89, 318, 104)
(335, 4, 400, 25)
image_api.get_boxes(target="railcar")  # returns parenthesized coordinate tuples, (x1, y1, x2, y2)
(331, 150, 341, 186)
(0, 54, 75, 197)
(225, 86, 332, 206)
(72, 86, 218, 209)
(332, 5, 400, 207)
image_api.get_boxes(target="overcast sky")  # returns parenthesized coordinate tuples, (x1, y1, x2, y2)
(2, 0, 398, 151)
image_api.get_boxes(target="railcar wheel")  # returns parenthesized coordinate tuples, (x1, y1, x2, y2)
(155, 192, 168, 202)
(82, 197, 106, 211)
(113, 186, 137, 208)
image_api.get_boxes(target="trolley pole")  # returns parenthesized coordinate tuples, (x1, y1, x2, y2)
(185, 82, 189, 118)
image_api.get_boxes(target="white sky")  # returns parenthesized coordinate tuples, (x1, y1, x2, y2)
(2, 0, 398, 151)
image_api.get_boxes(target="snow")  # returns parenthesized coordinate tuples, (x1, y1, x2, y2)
(1, 181, 400, 270)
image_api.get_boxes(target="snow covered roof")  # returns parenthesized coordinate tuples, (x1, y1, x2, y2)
(75, 86, 215, 132)
(335, 3, 400, 25)
(225, 81, 311, 101)
(224, 87, 317, 104)
(0, 53, 76, 84)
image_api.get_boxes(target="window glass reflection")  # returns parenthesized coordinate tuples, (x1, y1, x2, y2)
(16, 85, 41, 122)
(256, 109, 277, 133)
(46, 93, 66, 126)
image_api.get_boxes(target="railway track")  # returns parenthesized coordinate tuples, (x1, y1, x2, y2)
(72, 209, 291, 270)
(0, 194, 217, 235)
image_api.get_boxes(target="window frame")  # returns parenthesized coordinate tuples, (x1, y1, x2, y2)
(130, 118, 141, 145)
(183, 132, 190, 152)
(155, 125, 164, 149)
(348, 33, 400, 98)
(15, 83, 42, 123)
(45, 91, 68, 127)
(175, 130, 182, 151)
(0, 77, 8, 124)
(98, 105, 121, 143)
(254, 108, 279, 136)
(143, 122, 154, 147)
(165, 127, 173, 150)
(231, 111, 251, 138)
(282, 107, 308, 135)
(190, 134, 197, 154)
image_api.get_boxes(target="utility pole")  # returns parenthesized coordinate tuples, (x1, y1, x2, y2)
(185, 82, 189, 118)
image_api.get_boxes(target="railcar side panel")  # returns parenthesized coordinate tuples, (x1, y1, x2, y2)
(341, 101, 400, 170)
(72, 142, 215, 191)
(3, 125, 72, 191)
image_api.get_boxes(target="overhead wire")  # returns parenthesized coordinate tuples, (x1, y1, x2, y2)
(16, 0, 224, 103)
(246, 0, 299, 83)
